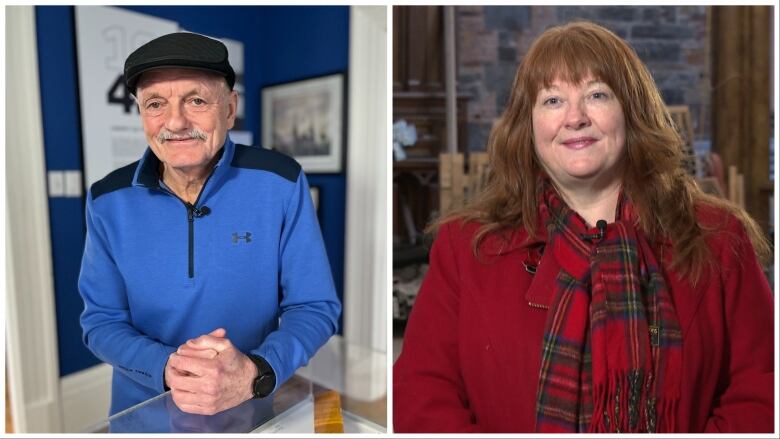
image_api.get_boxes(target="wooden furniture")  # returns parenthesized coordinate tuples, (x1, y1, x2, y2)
(439, 152, 489, 215)
(393, 159, 439, 244)
(667, 105, 697, 175)
(393, 5, 469, 159)
(727, 165, 746, 209)
(393, 94, 470, 159)
(668, 105, 751, 212)
(393, 5, 471, 246)
(393, 6, 443, 93)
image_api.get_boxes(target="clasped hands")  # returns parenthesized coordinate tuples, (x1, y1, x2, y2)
(164, 328, 257, 415)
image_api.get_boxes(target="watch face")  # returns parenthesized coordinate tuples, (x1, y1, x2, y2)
(253, 374, 274, 398)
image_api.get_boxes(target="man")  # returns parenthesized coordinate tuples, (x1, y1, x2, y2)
(78, 32, 341, 416)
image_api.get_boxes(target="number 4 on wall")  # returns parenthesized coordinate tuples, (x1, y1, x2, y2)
(107, 74, 137, 114)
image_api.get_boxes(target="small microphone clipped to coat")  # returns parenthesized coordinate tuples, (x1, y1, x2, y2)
(193, 206, 211, 218)
(581, 219, 607, 242)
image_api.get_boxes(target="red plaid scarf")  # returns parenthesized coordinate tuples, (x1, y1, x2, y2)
(534, 182, 682, 433)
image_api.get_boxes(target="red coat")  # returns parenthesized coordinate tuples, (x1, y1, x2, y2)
(393, 207, 775, 433)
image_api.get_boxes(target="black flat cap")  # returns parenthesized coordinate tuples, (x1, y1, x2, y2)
(124, 32, 235, 95)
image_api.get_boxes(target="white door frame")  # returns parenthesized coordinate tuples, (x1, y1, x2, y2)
(5, 5, 64, 432)
(343, 5, 388, 352)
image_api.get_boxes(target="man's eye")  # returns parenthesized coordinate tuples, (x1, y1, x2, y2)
(147, 102, 161, 109)
(192, 98, 205, 105)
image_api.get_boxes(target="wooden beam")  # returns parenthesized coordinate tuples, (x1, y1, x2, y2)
(711, 6, 771, 233)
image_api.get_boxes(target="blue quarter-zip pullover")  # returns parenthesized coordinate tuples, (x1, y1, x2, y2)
(79, 137, 340, 414)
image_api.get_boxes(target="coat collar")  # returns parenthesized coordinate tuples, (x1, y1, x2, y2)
(524, 243, 559, 309)
(474, 221, 557, 309)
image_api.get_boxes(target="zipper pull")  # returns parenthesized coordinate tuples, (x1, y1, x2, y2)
(186, 203, 194, 222)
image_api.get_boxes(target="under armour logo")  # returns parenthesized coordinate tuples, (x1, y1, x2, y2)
(232, 232, 252, 243)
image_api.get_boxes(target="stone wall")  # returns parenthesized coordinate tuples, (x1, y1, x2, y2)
(456, 6, 710, 151)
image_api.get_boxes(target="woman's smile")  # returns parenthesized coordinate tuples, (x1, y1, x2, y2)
(561, 136, 599, 150)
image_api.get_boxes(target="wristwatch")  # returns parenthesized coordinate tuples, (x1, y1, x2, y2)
(248, 355, 276, 399)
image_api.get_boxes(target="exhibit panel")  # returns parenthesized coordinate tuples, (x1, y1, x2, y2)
(89, 336, 386, 434)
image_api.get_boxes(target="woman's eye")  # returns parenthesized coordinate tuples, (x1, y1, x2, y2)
(543, 97, 560, 105)
(592, 92, 608, 100)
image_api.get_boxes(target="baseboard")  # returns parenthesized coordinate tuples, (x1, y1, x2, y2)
(60, 363, 112, 433)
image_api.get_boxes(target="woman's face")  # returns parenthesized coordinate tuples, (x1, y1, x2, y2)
(532, 75, 626, 191)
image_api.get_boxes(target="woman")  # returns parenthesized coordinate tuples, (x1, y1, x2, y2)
(393, 21, 774, 433)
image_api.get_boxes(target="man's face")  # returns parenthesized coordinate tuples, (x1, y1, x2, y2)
(136, 68, 237, 176)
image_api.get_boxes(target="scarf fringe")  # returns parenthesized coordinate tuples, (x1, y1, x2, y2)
(590, 370, 678, 433)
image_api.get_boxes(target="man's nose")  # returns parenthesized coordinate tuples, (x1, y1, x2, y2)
(164, 103, 189, 132)
(564, 101, 591, 130)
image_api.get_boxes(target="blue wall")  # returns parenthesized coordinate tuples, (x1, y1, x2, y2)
(35, 5, 349, 377)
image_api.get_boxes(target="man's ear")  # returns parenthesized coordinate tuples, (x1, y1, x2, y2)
(226, 90, 238, 130)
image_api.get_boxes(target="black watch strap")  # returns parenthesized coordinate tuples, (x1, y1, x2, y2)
(248, 355, 276, 399)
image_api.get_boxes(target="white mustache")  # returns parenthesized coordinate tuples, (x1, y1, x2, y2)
(157, 129, 207, 143)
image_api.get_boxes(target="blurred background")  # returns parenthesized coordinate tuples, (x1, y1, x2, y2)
(6, 5, 386, 432)
(392, 5, 775, 358)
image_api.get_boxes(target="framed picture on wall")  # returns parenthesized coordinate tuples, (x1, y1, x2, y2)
(262, 73, 345, 173)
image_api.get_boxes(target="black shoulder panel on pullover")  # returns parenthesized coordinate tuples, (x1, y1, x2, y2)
(91, 161, 139, 201)
(231, 144, 301, 183)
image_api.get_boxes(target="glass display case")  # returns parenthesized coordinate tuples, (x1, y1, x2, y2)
(88, 336, 386, 433)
